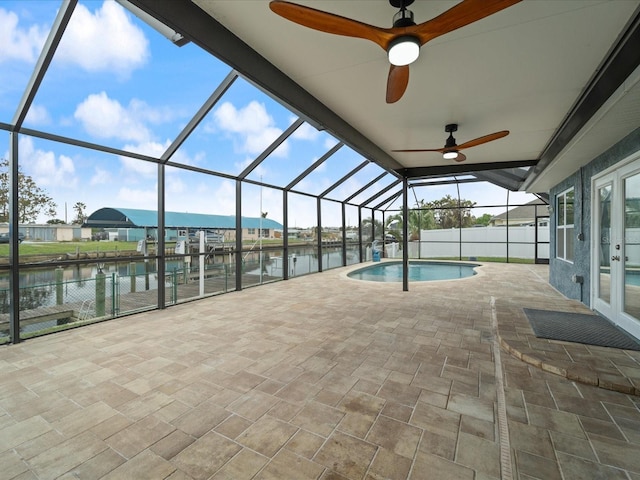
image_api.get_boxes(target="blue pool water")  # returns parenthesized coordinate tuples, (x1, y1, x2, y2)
(626, 270, 640, 286)
(348, 261, 478, 282)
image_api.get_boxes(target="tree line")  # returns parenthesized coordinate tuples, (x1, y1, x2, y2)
(362, 194, 494, 242)
(3, 157, 496, 233)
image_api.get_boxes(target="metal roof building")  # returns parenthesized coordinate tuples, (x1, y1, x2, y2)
(84, 207, 283, 231)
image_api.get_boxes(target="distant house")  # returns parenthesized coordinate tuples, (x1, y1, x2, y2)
(0, 224, 91, 242)
(490, 200, 549, 227)
(83, 207, 283, 242)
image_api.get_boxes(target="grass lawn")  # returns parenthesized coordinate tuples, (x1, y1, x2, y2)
(0, 241, 141, 256)
(0, 239, 289, 257)
(430, 256, 535, 264)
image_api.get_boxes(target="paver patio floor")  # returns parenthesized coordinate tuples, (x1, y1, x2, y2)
(1, 261, 639, 479)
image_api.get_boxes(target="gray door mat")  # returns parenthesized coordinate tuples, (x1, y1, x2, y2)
(523, 308, 640, 351)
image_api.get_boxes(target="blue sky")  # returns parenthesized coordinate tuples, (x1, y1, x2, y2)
(1, 1, 535, 227)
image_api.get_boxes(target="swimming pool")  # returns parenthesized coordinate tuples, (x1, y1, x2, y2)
(347, 261, 479, 282)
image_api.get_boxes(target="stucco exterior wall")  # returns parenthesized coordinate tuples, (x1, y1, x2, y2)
(549, 127, 640, 306)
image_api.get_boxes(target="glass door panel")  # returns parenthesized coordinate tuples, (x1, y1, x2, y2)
(624, 172, 640, 320)
(597, 184, 612, 305)
(593, 158, 640, 340)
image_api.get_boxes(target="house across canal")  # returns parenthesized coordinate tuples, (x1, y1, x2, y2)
(83, 207, 283, 243)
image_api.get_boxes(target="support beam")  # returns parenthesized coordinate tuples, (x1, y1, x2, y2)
(286, 143, 343, 191)
(283, 190, 289, 280)
(344, 172, 389, 203)
(319, 160, 369, 199)
(162, 70, 238, 162)
(472, 170, 526, 191)
(235, 180, 242, 291)
(239, 118, 304, 179)
(317, 197, 322, 272)
(398, 160, 538, 179)
(372, 189, 403, 211)
(9, 132, 20, 343)
(157, 163, 166, 309)
(360, 179, 402, 208)
(402, 178, 409, 292)
(12, 0, 77, 129)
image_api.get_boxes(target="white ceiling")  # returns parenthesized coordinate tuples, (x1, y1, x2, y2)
(190, 0, 640, 192)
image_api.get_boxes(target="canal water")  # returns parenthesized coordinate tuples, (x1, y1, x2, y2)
(0, 246, 359, 315)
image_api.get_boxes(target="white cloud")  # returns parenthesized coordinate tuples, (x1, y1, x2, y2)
(166, 176, 186, 195)
(119, 157, 155, 178)
(316, 163, 328, 174)
(331, 177, 364, 202)
(291, 122, 320, 141)
(19, 137, 77, 188)
(74, 92, 167, 143)
(116, 186, 157, 209)
(122, 139, 168, 157)
(324, 137, 340, 149)
(56, 1, 149, 77)
(90, 167, 112, 186)
(0, 8, 47, 64)
(118, 140, 201, 176)
(211, 180, 236, 215)
(74, 92, 146, 142)
(212, 101, 289, 157)
(170, 149, 204, 167)
(25, 104, 51, 126)
(234, 156, 268, 179)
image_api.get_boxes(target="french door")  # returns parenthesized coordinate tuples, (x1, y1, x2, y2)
(592, 157, 640, 339)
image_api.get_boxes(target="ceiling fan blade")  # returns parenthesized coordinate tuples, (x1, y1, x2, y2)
(453, 152, 467, 162)
(457, 130, 509, 150)
(386, 65, 409, 103)
(269, 1, 393, 48)
(410, 0, 521, 45)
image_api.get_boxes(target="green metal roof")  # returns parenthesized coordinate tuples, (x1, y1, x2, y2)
(84, 207, 283, 230)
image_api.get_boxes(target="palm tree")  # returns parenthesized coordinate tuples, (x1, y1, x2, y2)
(72, 202, 87, 224)
(407, 202, 435, 240)
(384, 203, 436, 242)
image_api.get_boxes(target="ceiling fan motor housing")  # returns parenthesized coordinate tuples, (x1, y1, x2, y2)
(389, 0, 415, 8)
(392, 9, 416, 28)
(444, 124, 458, 149)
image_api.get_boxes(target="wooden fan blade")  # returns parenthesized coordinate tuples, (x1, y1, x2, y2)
(457, 130, 509, 150)
(453, 152, 467, 162)
(386, 65, 410, 103)
(409, 0, 521, 45)
(269, 1, 393, 48)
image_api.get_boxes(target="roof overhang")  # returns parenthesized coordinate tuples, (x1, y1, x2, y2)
(128, 0, 640, 193)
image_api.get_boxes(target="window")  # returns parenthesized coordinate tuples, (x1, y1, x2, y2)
(247, 228, 256, 235)
(556, 188, 574, 262)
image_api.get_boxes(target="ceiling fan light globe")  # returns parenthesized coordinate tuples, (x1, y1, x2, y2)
(387, 36, 420, 66)
(443, 151, 458, 160)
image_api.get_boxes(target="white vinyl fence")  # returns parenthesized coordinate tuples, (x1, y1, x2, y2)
(416, 225, 549, 260)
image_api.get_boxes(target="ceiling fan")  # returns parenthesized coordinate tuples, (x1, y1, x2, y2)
(392, 124, 509, 162)
(269, 0, 521, 103)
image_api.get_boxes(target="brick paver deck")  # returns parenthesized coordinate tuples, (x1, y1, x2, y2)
(0, 262, 638, 479)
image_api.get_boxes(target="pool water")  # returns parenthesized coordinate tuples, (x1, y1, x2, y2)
(348, 261, 478, 282)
